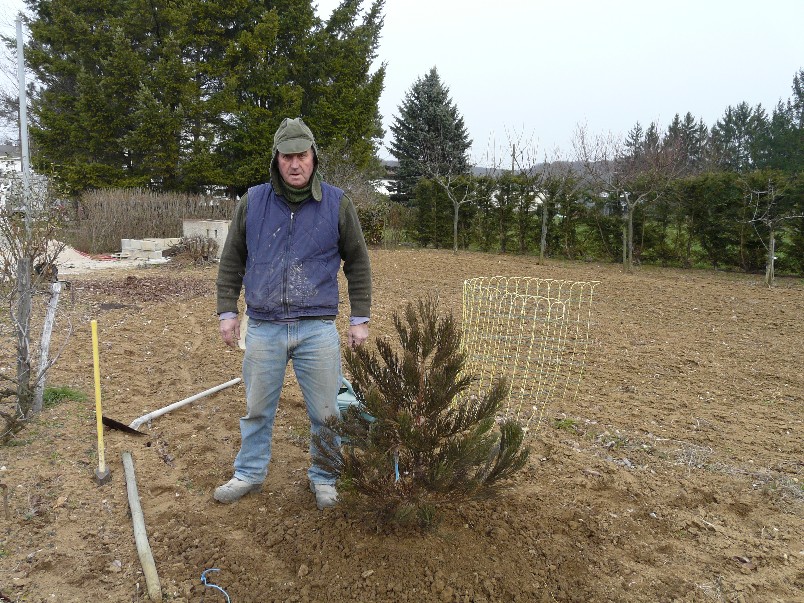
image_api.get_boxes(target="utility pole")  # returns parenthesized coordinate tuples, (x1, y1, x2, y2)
(16, 15, 31, 223)
(14, 14, 34, 416)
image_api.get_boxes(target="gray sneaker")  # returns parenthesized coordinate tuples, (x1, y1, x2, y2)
(309, 482, 338, 510)
(213, 477, 261, 503)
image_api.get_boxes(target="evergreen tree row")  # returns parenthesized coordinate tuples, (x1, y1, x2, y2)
(410, 168, 804, 275)
(389, 68, 804, 277)
(22, 0, 385, 194)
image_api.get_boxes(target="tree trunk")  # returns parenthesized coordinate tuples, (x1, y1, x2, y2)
(628, 208, 634, 269)
(765, 227, 776, 287)
(621, 217, 628, 271)
(452, 201, 459, 253)
(684, 216, 694, 268)
(15, 256, 33, 418)
(33, 282, 63, 414)
(539, 200, 548, 263)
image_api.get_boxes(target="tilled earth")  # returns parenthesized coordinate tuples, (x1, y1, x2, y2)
(0, 249, 802, 602)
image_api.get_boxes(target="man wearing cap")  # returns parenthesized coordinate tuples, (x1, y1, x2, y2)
(214, 117, 371, 509)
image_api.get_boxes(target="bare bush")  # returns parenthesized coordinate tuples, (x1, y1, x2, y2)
(0, 170, 68, 440)
(64, 188, 236, 254)
(318, 150, 389, 246)
(164, 236, 219, 265)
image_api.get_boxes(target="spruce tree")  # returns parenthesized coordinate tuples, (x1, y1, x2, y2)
(710, 102, 770, 174)
(388, 67, 471, 203)
(314, 297, 529, 528)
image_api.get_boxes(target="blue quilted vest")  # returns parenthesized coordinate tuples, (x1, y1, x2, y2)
(243, 182, 343, 320)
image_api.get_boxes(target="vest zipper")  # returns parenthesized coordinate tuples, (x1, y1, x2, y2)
(283, 211, 294, 317)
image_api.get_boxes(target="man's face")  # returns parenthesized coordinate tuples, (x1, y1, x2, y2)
(277, 149, 315, 188)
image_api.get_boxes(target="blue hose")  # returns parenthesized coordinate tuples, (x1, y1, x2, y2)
(201, 568, 231, 602)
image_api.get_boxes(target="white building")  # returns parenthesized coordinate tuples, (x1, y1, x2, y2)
(0, 145, 52, 211)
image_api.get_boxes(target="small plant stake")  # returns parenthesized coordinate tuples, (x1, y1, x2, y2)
(91, 320, 111, 485)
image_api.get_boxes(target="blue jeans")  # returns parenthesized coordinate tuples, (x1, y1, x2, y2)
(232, 319, 341, 485)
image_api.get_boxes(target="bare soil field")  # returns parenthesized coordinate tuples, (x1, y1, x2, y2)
(0, 248, 802, 603)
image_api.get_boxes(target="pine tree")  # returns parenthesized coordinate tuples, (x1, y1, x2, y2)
(314, 297, 529, 528)
(388, 67, 471, 203)
(765, 70, 804, 174)
(665, 112, 708, 175)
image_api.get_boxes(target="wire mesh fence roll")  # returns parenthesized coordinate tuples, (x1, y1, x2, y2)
(461, 276, 600, 434)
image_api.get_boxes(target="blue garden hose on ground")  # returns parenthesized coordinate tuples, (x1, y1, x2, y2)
(201, 568, 231, 602)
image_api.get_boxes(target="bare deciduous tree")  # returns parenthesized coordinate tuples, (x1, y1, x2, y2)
(573, 122, 682, 271)
(416, 146, 476, 254)
(745, 173, 803, 287)
(0, 169, 68, 441)
(535, 153, 584, 262)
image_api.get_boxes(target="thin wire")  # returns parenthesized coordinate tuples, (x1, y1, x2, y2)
(201, 568, 231, 603)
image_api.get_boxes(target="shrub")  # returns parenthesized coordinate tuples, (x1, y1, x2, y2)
(63, 188, 235, 254)
(314, 296, 529, 528)
(164, 236, 219, 265)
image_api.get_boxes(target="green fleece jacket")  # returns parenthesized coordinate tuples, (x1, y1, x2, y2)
(215, 187, 372, 319)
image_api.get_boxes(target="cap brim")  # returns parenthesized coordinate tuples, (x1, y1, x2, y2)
(276, 138, 313, 154)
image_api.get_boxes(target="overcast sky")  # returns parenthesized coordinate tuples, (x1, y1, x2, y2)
(3, 0, 803, 163)
(321, 0, 804, 163)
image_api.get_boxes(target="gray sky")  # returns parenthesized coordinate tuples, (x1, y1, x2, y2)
(4, 0, 803, 163)
(322, 0, 803, 163)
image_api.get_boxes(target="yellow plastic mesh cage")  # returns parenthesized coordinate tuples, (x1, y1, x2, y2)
(461, 276, 599, 433)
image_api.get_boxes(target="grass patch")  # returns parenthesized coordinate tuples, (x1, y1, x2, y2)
(7, 435, 35, 447)
(597, 432, 630, 450)
(552, 417, 578, 432)
(43, 386, 87, 408)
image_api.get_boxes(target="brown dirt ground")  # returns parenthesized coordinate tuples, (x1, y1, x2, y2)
(0, 249, 802, 603)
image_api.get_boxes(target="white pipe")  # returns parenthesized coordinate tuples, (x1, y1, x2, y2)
(128, 378, 241, 430)
(122, 451, 163, 602)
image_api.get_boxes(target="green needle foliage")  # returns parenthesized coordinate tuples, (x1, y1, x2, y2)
(21, 0, 386, 194)
(315, 297, 529, 528)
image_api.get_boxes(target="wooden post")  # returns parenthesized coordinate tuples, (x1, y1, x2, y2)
(91, 320, 110, 484)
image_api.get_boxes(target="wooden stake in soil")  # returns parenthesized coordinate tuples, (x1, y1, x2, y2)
(91, 320, 110, 485)
(122, 451, 163, 602)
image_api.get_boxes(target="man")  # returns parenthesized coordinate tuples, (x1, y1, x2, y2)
(214, 117, 371, 509)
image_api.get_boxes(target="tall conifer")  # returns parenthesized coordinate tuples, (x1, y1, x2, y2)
(388, 67, 471, 203)
(22, 0, 385, 193)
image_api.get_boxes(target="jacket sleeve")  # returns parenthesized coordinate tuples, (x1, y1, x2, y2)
(338, 194, 372, 318)
(215, 194, 249, 315)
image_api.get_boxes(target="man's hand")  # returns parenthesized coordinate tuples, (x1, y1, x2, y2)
(219, 317, 241, 348)
(347, 323, 369, 348)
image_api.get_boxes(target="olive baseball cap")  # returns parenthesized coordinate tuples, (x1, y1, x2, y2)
(273, 117, 316, 155)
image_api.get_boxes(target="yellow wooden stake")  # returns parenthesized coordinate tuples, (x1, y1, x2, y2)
(91, 320, 110, 485)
